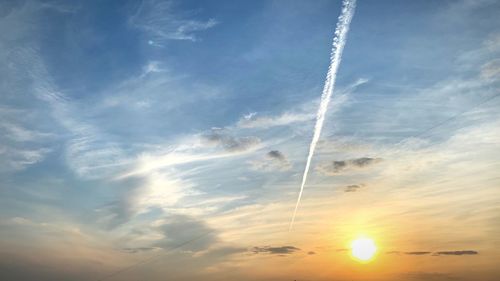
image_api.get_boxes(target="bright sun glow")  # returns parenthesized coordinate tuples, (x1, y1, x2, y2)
(351, 238, 377, 262)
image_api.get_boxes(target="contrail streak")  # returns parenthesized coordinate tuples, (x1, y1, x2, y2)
(290, 0, 356, 231)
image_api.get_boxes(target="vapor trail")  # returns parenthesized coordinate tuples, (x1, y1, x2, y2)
(290, 0, 356, 231)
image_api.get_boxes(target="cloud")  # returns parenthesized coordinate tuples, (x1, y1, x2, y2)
(344, 184, 364, 192)
(316, 138, 372, 153)
(0, 98, 53, 173)
(405, 251, 432, 255)
(99, 63, 220, 114)
(250, 150, 292, 172)
(0, 122, 52, 142)
(252, 245, 301, 255)
(141, 60, 165, 77)
(267, 150, 285, 161)
(484, 33, 500, 53)
(480, 58, 500, 79)
(317, 157, 382, 175)
(154, 214, 217, 253)
(236, 78, 368, 130)
(4, 41, 223, 229)
(266, 150, 292, 169)
(130, 0, 217, 44)
(0, 145, 51, 172)
(122, 247, 156, 254)
(95, 169, 204, 228)
(349, 157, 382, 167)
(307, 251, 316, 255)
(202, 246, 247, 258)
(386, 250, 478, 256)
(202, 129, 261, 152)
(2, 39, 132, 180)
(0, 0, 92, 179)
(94, 176, 146, 229)
(40, 0, 80, 14)
(237, 112, 313, 129)
(65, 136, 130, 179)
(434, 250, 478, 256)
(96, 199, 137, 229)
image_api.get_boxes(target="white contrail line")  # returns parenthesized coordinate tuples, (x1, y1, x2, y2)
(290, 0, 357, 231)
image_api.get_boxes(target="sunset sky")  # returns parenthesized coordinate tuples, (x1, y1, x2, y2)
(1, 0, 500, 280)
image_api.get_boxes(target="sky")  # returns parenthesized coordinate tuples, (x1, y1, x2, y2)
(0, 0, 499, 280)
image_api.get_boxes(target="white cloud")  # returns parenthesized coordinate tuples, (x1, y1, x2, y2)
(12, 148, 49, 168)
(237, 112, 313, 129)
(141, 60, 165, 77)
(237, 78, 368, 129)
(130, 0, 217, 44)
(480, 58, 500, 79)
(0, 113, 53, 172)
(65, 137, 131, 179)
(0, 123, 52, 172)
(0, 122, 51, 142)
(118, 139, 261, 179)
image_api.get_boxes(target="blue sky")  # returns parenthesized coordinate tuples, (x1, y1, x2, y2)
(1, 1, 500, 280)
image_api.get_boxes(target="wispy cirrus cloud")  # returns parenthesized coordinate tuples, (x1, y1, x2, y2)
(237, 78, 369, 130)
(0, 1, 499, 280)
(0, 114, 52, 172)
(480, 58, 500, 79)
(237, 112, 313, 129)
(130, 0, 217, 45)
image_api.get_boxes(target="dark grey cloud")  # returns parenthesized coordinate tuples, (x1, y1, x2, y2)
(206, 246, 246, 257)
(252, 246, 300, 255)
(405, 251, 432, 255)
(154, 214, 217, 252)
(350, 157, 380, 167)
(307, 251, 316, 255)
(122, 247, 156, 254)
(345, 184, 365, 192)
(202, 129, 260, 152)
(434, 250, 478, 256)
(317, 157, 382, 175)
(386, 250, 478, 256)
(250, 150, 291, 171)
(386, 251, 432, 256)
(267, 150, 285, 161)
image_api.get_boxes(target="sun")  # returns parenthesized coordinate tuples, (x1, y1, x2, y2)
(351, 237, 377, 262)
